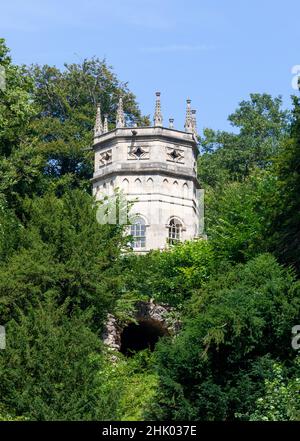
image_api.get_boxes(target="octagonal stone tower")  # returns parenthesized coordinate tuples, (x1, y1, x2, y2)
(92, 92, 201, 253)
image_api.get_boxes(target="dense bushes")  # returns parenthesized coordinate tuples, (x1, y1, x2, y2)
(122, 240, 215, 307)
(0, 298, 104, 420)
(0, 190, 125, 325)
(1, 39, 300, 421)
(147, 255, 300, 420)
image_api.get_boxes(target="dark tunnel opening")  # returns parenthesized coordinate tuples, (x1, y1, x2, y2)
(120, 319, 168, 356)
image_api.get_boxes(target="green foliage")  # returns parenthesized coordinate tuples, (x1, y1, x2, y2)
(246, 358, 300, 421)
(0, 143, 46, 211)
(198, 94, 289, 188)
(0, 405, 27, 421)
(0, 39, 45, 212)
(122, 240, 215, 307)
(206, 170, 276, 263)
(1, 39, 300, 422)
(0, 296, 104, 420)
(0, 39, 36, 158)
(97, 350, 158, 421)
(28, 60, 149, 188)
(148, 255, 300, 420)
(0, 190, 125, 325)
(113, 293, 142, 325)
(269, 97, 300, 273)
(0, 195, 22, 261)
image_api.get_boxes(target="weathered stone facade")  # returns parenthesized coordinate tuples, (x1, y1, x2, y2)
(102, 301, 180, 352)
(102, 314, 123, 351)
(92, 93, 201, 252)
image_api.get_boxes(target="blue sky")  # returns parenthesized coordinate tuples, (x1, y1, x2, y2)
(1, 0, 300, 133)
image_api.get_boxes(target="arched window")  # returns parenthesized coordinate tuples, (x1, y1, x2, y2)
(172, 180, 178, 194)
(122, 178, 129, 193)
(147, 177, 153, 192)
(168, 218, 182, 245)
(183, 182, 189, 198)
(130, 217, 146, 248)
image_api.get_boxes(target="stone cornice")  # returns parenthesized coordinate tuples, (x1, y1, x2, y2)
(93, 126, 199, 154)
(92, 163, 200, 187)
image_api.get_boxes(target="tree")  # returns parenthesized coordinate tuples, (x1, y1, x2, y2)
(147, 254, 300, 420)
(205, 170, 276, 263)
(247, 358, 300, 421)
(121, 240, 215, 307)
(0, 296, 105, 420)
(198, 94, 289, 188)
(0, 189, 126, 326)
(0, 39, 45, 212)
(269, 97, 300, 273)
(0, 39, 36, 158)
(96, 350, 158, 421)
(28, 60, 149, 188)
(0, 143, 46, 213)
(0, 195, 21, 261)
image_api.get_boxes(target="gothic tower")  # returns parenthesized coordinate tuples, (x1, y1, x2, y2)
(92, 92, 201, 252)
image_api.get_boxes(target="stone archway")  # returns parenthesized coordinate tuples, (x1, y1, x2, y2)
(102, 301, 179, 354)
(120, 318, 168, 356)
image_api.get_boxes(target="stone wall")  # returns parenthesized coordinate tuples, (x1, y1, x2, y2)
(92, 126, 200, 252)
(102, 301, 180, 352)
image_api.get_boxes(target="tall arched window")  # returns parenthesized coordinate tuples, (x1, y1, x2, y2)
(130, 217, 146, 248)
(122, 178, 129, 193)
(168, 218, 182, 245)
(147, 177, 153, 192)
(183, 182, 189, 198)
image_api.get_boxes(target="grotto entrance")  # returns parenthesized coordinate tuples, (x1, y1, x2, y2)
(120, 319, 168, 356)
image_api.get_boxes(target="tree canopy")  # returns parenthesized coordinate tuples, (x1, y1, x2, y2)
(0, 39, 299, 421)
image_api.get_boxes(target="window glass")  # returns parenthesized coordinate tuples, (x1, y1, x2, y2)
(131, 217, 146, 248)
